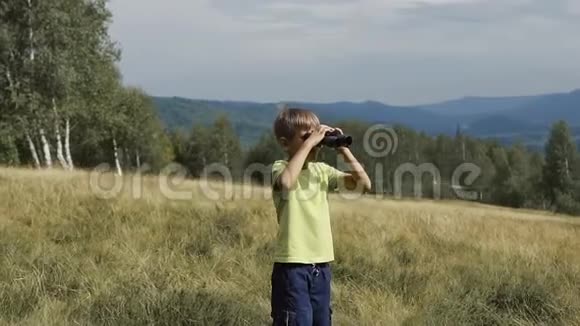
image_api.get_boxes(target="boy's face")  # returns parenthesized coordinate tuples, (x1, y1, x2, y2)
(282, 126, 321, 162)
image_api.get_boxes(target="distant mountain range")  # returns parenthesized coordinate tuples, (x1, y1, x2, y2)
(152, 89, 580, 150)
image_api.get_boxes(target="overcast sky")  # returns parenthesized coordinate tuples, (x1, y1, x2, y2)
(108, 0, 580, 105)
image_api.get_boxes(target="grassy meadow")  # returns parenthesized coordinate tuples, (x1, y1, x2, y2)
(1, 167, 579, 325)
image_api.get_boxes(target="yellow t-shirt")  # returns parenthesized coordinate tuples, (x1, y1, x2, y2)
(271, 160, 346, 263)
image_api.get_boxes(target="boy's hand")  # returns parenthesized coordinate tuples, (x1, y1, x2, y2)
(330, 127, 349, 152)
(304, 125, 333, 148)
(276, 124, 333, 192)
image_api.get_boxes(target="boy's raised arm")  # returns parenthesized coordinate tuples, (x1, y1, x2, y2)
(336, 145, 372, 193)
(274, 125, 332, 191)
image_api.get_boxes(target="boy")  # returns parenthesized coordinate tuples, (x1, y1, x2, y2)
(270, 107, 372, 326)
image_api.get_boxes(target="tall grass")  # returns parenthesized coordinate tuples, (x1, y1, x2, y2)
(1, 167, 579, 325)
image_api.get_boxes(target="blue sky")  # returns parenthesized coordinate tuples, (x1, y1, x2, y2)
(108, 0, 580, 105)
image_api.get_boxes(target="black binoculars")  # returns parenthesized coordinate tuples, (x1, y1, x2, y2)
(319, 130, 352, 148)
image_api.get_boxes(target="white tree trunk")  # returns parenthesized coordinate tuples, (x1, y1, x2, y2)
(6, 69, 14, 89)
(25, 130, 41, 169)
(64, 118, 73, 170)
(113, 137, 122, 176)
(54, 125, 67, 169)
(52, 99, 68, 169)
(27, 0, 35, 62)
(39, 128, 52, 168)
(135, 150, 141, 170)
(25, 0, 42, 168)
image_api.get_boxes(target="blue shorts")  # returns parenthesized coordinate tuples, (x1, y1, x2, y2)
(270, 262, 333, 326)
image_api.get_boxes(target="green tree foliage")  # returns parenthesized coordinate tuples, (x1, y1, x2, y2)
(486, 143, 534, 208)
(169, 116, 243, 179)
(173, 124, 211, 178)
(207, 115, 242, 179)
(0, 124, 19, 165)
(0, 0, 173, 172)
(542, 121, 577, 205)
(243, 131, 284, 183)
(113, 87, 174, 171)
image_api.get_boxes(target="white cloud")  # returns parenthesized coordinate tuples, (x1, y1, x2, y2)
(108, 0, 580, 104)
(569, 0, 580, 15)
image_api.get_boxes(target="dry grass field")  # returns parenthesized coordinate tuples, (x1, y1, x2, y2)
(1, 167, 579, 325)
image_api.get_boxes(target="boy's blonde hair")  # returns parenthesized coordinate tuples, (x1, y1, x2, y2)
(273, 106, 320, 140)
